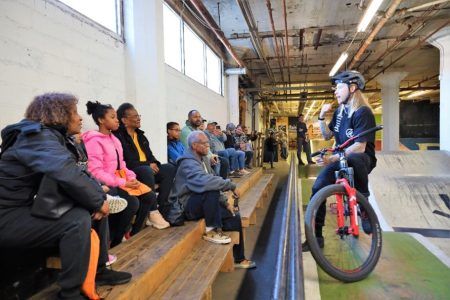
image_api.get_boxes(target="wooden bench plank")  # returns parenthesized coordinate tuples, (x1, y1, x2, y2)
(151, 240, 233, 300)
(239, 174, 275, 227)
(100, 221, 204, 299)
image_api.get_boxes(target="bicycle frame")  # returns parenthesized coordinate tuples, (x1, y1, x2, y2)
(313, 125, 384, 238)
(335, 178, 359, 237)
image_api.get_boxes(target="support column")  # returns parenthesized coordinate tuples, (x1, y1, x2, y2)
(428, 26, 450, 152)
(376, 72, 408, 151)
(124, 0, 167, 161)
(227, 74, 239, 125)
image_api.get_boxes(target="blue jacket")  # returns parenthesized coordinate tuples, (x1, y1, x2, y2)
(167, 139, 185, 165)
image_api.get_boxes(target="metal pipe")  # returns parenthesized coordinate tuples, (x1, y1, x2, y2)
(314, 29, 322, 50)
(188, 0, 245, 68)
(236, 0, 275, 81)
(272, 155, 305, 300)
(363, 6, 440, 73)
(408, 0, 450, 12)
(267, 0, 285, 82)
(348, 0, 403, 69)
(367, 20, 450, 83)
(282, 0, 292, 84)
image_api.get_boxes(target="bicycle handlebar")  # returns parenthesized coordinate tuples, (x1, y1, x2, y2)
(312, 125, 383, 157)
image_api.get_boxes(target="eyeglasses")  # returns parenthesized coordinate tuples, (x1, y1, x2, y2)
(169, 128, 181, 132)
(195, 141, 210, 145)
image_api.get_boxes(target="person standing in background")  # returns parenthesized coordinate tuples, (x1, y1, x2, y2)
(296, 114, 315, 165)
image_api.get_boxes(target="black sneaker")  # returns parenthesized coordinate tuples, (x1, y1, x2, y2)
(96, 267, 132, 286)
(360, 211, 372, 234)
(308, 161, 316, 165)
(302, 237, 324, 252)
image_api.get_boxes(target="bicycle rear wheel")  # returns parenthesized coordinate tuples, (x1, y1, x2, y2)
(304, 184, 382, 282)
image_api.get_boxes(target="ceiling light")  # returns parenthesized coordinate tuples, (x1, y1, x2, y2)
(357, 0, 384, 32)
(406, 90, 430, 99)
(329, 52, 349, 77)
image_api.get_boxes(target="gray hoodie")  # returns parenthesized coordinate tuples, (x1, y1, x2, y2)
(171, 148, 236, 209)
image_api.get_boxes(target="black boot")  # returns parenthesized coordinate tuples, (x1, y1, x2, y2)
(96, 266, 132, 286)
(302, 236, 324, 252)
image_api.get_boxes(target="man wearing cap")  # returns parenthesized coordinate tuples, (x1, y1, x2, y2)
(204, 121, 248, 177)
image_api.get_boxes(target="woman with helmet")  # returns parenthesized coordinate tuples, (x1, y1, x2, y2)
(302, 70, 377, 251)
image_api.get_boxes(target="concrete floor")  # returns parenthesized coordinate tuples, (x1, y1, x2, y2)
(300, 150, 450, 300)
(212, 158, 291, 300)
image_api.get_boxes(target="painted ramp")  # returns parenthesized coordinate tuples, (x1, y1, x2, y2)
(368, 151, 450, 263)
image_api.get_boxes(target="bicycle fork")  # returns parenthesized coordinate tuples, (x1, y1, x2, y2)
(335, 179, 360, 237)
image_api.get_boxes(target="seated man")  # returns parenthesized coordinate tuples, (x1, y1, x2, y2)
(167, 121, 185, 165)
(235, 125, 255, 168)
(171, 131, 256, 269)
(204, 120, 248, 177)
(114, 103, 175, 227)
(181, 110, 229, 179)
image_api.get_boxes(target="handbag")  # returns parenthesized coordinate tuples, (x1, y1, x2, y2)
(114, 149, 151, 196)
(31, 175, 74, 219)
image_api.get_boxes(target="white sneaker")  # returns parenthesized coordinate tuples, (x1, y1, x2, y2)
(106, 194, 128, 214)
(203, 229, 231, 244)
(240, 169, 250, 175)
(147, 211, 170, 229)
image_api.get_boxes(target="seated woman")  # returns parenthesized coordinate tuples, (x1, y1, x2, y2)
(82, 101, 164, 247)
(0, 93, 131, 300)
(114, 103, 173, 228)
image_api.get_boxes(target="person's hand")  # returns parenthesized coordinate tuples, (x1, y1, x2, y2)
(320, 103, 333, 118)
(210, 155, 219, 166)
(226, 202, 236, 216)
(92, 201, 110, 220)
(232, 189, 240, 199)
(101, 185, 110, 193)
(318, 154, 338, 166)
(150, 163, 159, 174)
(125, 179, 140, 188)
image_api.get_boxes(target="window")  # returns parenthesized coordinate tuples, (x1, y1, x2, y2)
(58, 0, 122, 35)
(163, 4, 182, 71)
(206, 48, 222, 94)
(184, 25, 205, 85)
(163, 3, 223, 95)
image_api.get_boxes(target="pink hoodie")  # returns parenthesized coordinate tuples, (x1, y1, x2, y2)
(82, 130, 136, 187)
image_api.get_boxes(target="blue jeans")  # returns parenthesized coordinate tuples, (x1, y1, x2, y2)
(218, 148, 245, 171)
(184, 191, 246, 262)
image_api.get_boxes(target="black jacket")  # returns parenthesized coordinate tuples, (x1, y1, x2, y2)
(113, 127, 160, 169)
(0, 120, 105, 211)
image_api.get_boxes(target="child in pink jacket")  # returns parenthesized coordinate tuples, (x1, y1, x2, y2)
(83, 101, 168, 247)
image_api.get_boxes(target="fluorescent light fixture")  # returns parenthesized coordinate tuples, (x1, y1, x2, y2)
(406, 90, 430, 99)
(357, 0, 384, 32)
(329, 52, 348, 77)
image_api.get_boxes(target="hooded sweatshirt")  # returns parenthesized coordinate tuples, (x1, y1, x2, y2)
(169, 147, 236, 209)
(82, 130, 136, 187)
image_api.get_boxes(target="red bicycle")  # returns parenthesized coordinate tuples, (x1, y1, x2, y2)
(304, 125, 383, 282)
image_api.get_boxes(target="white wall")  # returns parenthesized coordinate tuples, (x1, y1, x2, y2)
(165, 66, 228, 127)
(0, 0, 234, 162)
(0, 0, 127, 131)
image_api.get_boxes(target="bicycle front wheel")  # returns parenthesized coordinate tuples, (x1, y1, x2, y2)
(304, 184, 382, 282)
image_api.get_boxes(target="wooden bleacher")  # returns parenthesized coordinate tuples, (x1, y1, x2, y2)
(30, 167, 277, 300)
